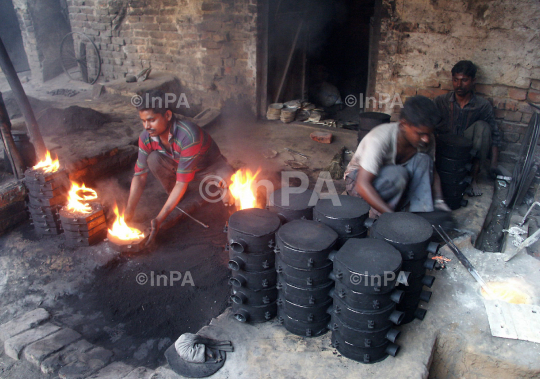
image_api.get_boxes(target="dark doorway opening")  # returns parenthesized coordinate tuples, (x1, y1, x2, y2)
(262, 0, 378, 116)
(0, 0, 30, 73)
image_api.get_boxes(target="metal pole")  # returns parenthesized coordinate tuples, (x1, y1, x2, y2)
(0, 92, 25, 179)
(0, 36, 47, 159)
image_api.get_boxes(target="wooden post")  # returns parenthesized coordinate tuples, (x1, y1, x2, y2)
(0, 36, 47, 159)
(0, 92, 25, 179)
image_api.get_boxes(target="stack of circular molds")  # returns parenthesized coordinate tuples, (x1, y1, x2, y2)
(436, 134, 474, 210)
(268, 188, 318, 223)
(266, 103, 283, 120)
(275, 219, 338, 337)
(313, 195, 371, 248)
(23, 168, 68, 236)
(59, 204, 107, 247)
(280, 108, 297, 123)
(226, 208, 281, 324)
(370, 212, 438, 324)
(328, 238, 405, 363)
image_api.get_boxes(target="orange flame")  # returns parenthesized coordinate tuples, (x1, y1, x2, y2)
(229, 168, 261, 210)
(108, 204, 144, 241)
(33, 151, 60, 173)
(66, 181, 98, 214)
(481, 281, 531, 304)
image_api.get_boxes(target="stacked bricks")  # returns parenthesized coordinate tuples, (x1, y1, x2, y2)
(0, 308, 155, 378)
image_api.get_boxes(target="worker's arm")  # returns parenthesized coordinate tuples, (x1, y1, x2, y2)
(354, 167, 393, 214)
(146, 181, 188, 245)
(125, 173, 148, 222)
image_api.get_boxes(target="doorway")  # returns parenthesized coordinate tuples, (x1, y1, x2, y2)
(260, 0, 379, 119)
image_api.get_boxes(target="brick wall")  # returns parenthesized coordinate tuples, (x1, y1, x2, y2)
(370, 0, 540, 157)
(66, 0, 258, 113)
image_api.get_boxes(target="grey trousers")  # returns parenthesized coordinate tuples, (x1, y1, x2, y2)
(345, 153, 435, 212)
(463, 120, 491, 163)
(147, 151, 235, 194)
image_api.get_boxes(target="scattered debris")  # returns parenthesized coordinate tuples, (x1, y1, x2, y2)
(262, 148, 278, 159)
(46, 89, 80, 97)
(285, 160, 308, 170)
(431, 255, 451, 269)
(310, 131, 333, 144)
(324, 146, 346, 180)
(284, 148, 309, 159)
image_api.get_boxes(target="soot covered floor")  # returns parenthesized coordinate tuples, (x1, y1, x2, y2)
(0, 168, 234, 370)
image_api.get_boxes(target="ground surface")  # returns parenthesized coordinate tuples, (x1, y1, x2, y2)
(2, 72, 535, 379)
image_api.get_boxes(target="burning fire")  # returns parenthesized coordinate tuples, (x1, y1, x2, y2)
(66, 181, 98, 214)
(481, 281, 531, 304)
(108, 205, 144, 241)
(229, 168, 261, 210)
(33, 151, 60, 173)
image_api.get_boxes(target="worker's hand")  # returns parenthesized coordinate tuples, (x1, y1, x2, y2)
(146, 218, 160, 246)
(434, 199, 452, 212)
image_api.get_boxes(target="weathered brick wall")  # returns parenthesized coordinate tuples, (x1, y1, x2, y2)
(371, 0, 540, 156)
(66, 0, 258, 113)
(9, 0, 42, 80)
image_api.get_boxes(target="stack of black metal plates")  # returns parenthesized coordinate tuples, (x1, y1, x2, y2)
(328, 238, 404, 363)
(313, 195, 371, 248)
(370, 212, 438, 324)
(268, 188, 318, 223)
(227, 208, 281, 323)
(275, 219, 338, 337)
(59, 203, 107, 247)
(436, 134, 474, 210)
(23, 168, 68, 236)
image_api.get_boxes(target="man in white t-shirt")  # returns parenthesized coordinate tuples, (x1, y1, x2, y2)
(344, 96, 450, 215)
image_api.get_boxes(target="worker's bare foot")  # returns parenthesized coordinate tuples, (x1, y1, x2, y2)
(469, 180, 483, 196)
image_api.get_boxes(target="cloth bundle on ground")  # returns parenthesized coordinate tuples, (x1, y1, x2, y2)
(165, 333, 234, 378)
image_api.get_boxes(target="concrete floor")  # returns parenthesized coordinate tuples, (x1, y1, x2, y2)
(1, 73, 538, 378)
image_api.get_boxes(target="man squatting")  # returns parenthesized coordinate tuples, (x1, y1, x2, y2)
(125, 90, 234, 244)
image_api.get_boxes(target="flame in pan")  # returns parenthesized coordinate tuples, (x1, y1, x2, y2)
(108, 204, 144, 241)
(66, 181, 98, 214)
(229, 168, 261, 210)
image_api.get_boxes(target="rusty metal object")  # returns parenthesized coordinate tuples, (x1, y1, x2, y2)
(59, 203, 107, 247)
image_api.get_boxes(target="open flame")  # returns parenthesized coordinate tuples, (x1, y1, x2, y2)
(66, 181, 98, 214)
(481, 281, 531, 304)
(108, 204, 144, 241)
(33, 151, 60, 173)
(229, 168, 261, 210)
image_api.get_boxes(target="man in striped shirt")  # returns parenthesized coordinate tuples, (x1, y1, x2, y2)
(125, 90, 234, 244)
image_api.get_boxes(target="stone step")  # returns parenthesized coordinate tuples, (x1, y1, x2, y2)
(23, 327, 82, 367)
(0, 308, 50, 342)
(87, 361, 134, 378)
(58, 346, 114, 379)
(41, 339, 94, 375)
(123, 367, 155, 379)
(4, 322, 61, 360)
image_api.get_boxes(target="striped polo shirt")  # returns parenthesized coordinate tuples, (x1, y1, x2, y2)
(134, 119, 220, 182)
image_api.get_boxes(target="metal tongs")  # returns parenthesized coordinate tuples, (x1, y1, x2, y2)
(433, 225, 495, 297)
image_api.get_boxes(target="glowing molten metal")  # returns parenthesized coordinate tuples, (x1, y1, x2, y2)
(481, 281, 531, 304)
(33, 151, 60, 173)
(229, 168, 261, 210)
(66, 182, 98, 214)
(108, 205, 144, 241)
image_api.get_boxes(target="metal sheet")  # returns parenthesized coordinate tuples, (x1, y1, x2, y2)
(483, 300, 540, 344)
